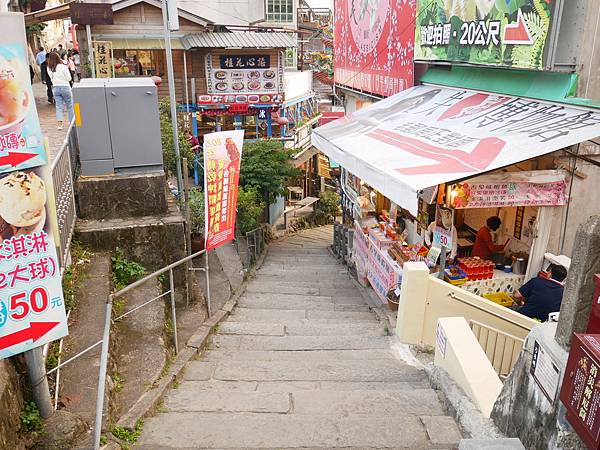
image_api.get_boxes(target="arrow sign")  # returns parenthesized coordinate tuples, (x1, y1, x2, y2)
(503, 9, 533, 45)
(0, 322, 59, 351)
(0, 151, 37, 168)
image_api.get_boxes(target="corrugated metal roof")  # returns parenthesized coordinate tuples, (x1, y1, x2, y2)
(182, 32, 297, 49)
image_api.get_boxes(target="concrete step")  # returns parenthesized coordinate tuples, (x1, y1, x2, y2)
(137, 412, 430, 448)
(249, 276, 357, 288)
(257, 268, 349, 277)
(186, 359, 425, 382)
(218, 322, 285, 336)
(237, 296, 370, 312)
(209, 334, 391, 351)
(202, 349, 395, 361)
(164, 390, 290, 413)
(218, 320, 386, 336)
(245, 284, 362, 298)
(228, 308, 375, 322)
(241, 292, 366, 305)
(267, 248, 330, 255)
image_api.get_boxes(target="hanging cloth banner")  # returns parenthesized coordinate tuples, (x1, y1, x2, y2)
(203, 130, 244, 251)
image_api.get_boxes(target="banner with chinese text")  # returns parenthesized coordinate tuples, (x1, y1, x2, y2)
(333, 0, 415, 97)
(203, 130, 244, 251)
(414, 0, 553, 69)
(93, 41, 114, 78)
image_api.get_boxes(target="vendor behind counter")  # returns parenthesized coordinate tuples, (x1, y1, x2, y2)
(472, 216, 508, 260)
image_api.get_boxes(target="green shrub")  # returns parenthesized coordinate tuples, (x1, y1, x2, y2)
(188, 188, 205, 236)
(159, 99, 194, 176)
(111, 249, 147, 292)
(20, 401, 42, 433)
(315, 190, 340, 225)
(237, 187, 265, 234)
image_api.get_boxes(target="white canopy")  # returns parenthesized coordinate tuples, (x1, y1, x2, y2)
(312, 86, 600, 215)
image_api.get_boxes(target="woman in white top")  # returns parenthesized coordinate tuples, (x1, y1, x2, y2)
(47, 52, 74, 130)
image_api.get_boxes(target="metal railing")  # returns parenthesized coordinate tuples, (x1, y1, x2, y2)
(245, 226, 267, 268)
(470, 319, 525, 379)
(51, 119, 78, 271)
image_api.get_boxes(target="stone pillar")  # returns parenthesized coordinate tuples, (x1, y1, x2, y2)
(396, 261, 429, 344)
(555, 215, 600, 348)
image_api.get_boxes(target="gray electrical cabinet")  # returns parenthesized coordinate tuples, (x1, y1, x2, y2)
(73, 78, 163, 176)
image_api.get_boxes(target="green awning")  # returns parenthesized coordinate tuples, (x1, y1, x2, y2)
(420, 66, 600, 110)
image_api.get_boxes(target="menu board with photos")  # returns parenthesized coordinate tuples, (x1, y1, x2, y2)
(205, 52, 284, 101)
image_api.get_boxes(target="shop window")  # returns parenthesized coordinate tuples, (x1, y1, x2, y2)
(285, 47, 297, 68)
(113, 50, 155, 76)
(267, 0, 294, 23)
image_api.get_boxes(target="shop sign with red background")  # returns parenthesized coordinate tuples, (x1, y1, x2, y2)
(203, 130, 244, 251)
(334, 0, 415, 97)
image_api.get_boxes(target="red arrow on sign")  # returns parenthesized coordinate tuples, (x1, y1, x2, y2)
(0, 152, 37, 168)
(503, 9, 533, 45)
(0, 322, 59, 350)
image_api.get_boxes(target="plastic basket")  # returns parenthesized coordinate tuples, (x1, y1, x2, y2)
(483, 292, 514, 308)
(444, 267, 468, 285)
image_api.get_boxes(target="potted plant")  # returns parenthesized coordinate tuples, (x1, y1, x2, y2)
(188, 188, 205, 253)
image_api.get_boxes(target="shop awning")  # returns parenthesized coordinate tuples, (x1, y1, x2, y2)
(311, 85, 600, 216)
(181, 32, 296, 50)
(106, 38, 184, 50)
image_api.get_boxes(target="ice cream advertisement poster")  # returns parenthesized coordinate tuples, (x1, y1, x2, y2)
(0, 42, 47, 173)
(0, 167, 68, 359)
(203, 130, 244, 251)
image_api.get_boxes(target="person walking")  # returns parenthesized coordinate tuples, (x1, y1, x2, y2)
(57, 44, 67, 58)
(47, 52, 74, 130)
(73, 50, 82, 81)
(35, 46, 46, 82)
(67, 51, 76, 87)
(41, 53, 53, 104)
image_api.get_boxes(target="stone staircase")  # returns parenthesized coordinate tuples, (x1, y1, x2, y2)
(136, 227, 462, 449)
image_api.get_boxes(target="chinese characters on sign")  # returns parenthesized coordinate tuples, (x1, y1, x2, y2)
(93, 41, 114, 78)
(203, 130, 244, 251)
(219, 55, 270, 69)
(451, 180, 567, 209)
(414, 1, 553, 69)
(333, 0, 415, 96)
(434, 204, 454, 249)
(530, 340, 561, 403)
(367, 237, 402, 305)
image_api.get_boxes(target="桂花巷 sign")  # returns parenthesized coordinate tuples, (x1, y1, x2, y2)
(93, 41, 114, 78)
(333, 0, 415, 97)
(434, 204, 454, 249)
(0, 42, 47, 173)
(0, 14, 68, 359)
(203, 130, 244, 251)
(414, 0, 552, 69)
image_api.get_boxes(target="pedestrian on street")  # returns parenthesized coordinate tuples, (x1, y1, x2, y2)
(67, 50, 76, 87)
(35, 46, 46, 82)
(47, 52, 74, 130)
(57, 44, 67, 58)
(73, 50, 82, 81)
(41, 53, 53, 104)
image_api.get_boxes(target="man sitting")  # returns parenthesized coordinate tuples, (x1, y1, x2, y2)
(513, 264, 568, 322)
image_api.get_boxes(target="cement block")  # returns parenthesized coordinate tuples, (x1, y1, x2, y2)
(165, 390, 290, 413)
(283, 321, 386, 336)
(421, 415, 462, 444)
(221, 335, 392, 351)
(229, 308, 307, 322)
(459, 438, 526, 449)
(182, 362, 216, 381)
(218, 322, 285, 336)
(202, 349, 393, 361)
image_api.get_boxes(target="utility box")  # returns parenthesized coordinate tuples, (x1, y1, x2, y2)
(559, 333, 600, 450)
(73, 78, 163, 176)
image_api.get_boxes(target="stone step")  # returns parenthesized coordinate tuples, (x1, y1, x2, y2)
(218, 321, 386, 336)
(267, 248, 330, 255)
(137, 413, 430, 449)
(266, 256, 337, 264)
(210, 334, 392, 351)
(164, 390, 290, 413)
(186, 359, 425, 382)
(228, 308, 375, 322)
(202, 349, 394, 361)
(257, 268, 349, 277)
(218, 322, 285, 336)
(241, 292, 365, 305)
(237, 297, 370, 312)
(249, 277, 356, 288)
(245, 284, 362, 298)
(260, 263, 342, 271)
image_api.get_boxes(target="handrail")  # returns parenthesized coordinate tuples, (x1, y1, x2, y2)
(470, 319, 525, 343)
(51, 119, 75, 171)
(110, 249, 206, 299)
(448, 291, 533, 332)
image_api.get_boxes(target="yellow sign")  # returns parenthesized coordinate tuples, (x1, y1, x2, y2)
(93, 41, 114, 78)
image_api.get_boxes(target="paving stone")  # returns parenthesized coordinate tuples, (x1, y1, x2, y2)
(174, 380, 258, 391)
(421, 416, 463, 445)
(458, 438, 526, 449)
(229, 308, 307, 322)
(218, 322, 285, 336)
(138, 413, 430, 448)
(220, 335, 392, 351)
(238, 296, 335, 311)
(182, 361, 216, 380)
(165, 390, 290, 413)
(246, 283, 321, 295)
(203, 349, 394, 361)
(283, 321, 386, 336)
(209, 334, 241, 350)
(256, 381, 320, 392)
(212, 359, 426, 382)
(319, 380, 432, 391)
(292, 390, 445, 416)
(306, 310, 375, 321)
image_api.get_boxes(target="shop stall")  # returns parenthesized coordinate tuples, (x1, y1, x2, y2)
(312, 85, 600, 310)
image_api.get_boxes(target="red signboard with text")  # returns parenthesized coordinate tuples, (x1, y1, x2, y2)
(203, 130, 244, 251)
(334, 0, 415, 97)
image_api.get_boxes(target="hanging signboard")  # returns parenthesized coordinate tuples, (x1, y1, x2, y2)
(367, 238, 402, 304)
(333, 0, 415, 96)
(451, 179, 567, 209)
(69, 3, 114, 25)
(93, 41, 114, 78)
(0, 41, 48, 173)
(203, 130, 244, 251)
(414, 0, 553, 69)
(0, 12, 68, 360)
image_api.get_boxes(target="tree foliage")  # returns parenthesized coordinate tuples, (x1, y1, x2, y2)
(239, 140, 300, 204)
(236, 186, 266, 234)
(159, 99, 194, 176)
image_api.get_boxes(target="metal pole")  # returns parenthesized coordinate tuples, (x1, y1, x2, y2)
(183, 157, 191, 308)
(93, 297, 113, 450)
(183, 51, 190, 112)
(205, 251, 212, 317)
(24, 347, 53, 418)
(86, 24, 95, 78)
(169, 269, 179, 354)
(161, 0, 184, 196)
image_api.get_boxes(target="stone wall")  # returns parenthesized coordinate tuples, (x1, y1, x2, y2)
(0, 360, 25, 450)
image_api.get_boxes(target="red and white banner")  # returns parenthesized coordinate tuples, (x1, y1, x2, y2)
(203, 130, 244, 251)
(333, 0, 415, 97)
(313, 86, 600, 215)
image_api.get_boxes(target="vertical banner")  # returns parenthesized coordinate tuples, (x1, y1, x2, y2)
(0, 12, 67, 359)
(203, 130, 244, 251)
(93, 41, 114, 78)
